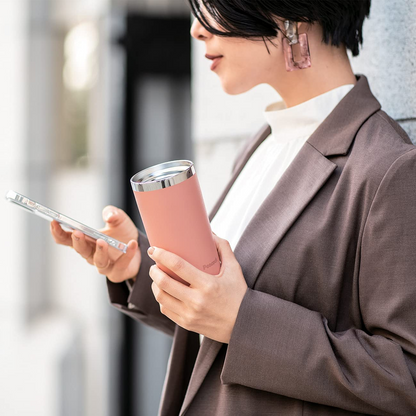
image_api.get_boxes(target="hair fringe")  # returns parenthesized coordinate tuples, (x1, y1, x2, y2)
(188, 0, 371, 57)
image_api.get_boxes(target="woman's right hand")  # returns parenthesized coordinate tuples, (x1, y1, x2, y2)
(50, 206, 141, 283)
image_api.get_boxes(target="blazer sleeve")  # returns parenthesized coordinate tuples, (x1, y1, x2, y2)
(220, 149, 416, 415)
(107, 229, 176, 336)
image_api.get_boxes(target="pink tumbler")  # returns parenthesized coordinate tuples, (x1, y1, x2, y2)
(131, 160, 220, 284)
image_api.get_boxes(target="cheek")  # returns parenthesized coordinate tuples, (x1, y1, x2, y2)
(219, 55, 276, 95)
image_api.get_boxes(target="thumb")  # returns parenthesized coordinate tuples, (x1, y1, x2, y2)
(102, 206, 129, 227)
(212, 233, 235, 264)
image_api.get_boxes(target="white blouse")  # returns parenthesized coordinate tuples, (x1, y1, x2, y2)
(210, 84, 355, 251)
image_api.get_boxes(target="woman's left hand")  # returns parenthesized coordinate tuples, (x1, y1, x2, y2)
(148, 234, 248, 344)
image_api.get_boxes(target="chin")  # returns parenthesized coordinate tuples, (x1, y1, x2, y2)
(220, 78, 255, 95)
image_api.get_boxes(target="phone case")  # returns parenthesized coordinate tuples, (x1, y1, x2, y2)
(5, 190, 128, 253)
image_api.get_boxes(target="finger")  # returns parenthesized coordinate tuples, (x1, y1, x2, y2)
(158, 306, 183, 328)
(85, 235, 97, 245)
(212, 234, 234, 265)
(72, 231, 95, 264)
(108, 239, 139, 277)
(93, 239, 112, 273)
(102, 206, 130, 228)
(149, 264, 190, 302)
(151, 285, 183, 326)
(147, 247, 203, 287)
(151, 281, 184, 315)
(50, 220, 73, 247)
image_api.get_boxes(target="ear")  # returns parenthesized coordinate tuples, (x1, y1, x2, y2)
(297, 20, 313, 34)
(272, 17, 287, 35)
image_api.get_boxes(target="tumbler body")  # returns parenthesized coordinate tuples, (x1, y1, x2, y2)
(131, 161, 220, 284)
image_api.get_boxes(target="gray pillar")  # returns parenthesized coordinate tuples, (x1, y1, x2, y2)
(351, 0, 416, 143)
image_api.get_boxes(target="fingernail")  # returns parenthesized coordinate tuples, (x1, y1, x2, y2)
(98, 245, 103, 250)
(147, 246, 155, 256)
(73, 235, 80, 241)
(105, 211, 117, 221)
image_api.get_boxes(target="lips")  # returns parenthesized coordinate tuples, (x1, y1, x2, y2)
(205, 54, 223, 71)
(205, 54, 223, 60)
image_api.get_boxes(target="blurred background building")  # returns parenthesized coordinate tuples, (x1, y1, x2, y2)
(1, 0, 415, 415)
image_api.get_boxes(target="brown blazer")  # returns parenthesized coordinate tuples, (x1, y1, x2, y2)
(108, 74, 416, 415)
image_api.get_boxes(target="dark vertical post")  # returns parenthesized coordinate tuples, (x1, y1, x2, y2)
(115, 12, 191, 416)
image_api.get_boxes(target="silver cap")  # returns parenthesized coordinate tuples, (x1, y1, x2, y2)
(130, 160, 195, 192)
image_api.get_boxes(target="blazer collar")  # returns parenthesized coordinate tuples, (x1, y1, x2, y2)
(181, 74, 381, 415)
(308, 74, 381, 156)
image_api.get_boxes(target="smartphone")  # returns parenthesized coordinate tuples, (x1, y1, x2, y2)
(5, 190, 128, 253)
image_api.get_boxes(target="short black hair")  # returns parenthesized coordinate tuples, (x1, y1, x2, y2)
(188, 0, 371, 57)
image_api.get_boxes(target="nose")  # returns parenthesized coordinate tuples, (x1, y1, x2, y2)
(190, 17, 212, 41)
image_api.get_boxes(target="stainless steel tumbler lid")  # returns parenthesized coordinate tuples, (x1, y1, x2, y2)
(131, 160, 196, 192)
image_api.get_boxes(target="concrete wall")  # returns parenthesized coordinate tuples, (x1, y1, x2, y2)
(349, 0, 416, 143)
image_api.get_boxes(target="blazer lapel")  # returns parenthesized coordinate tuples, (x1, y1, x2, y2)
(179, 336, 222, 414)
(234, 143, 336, 288)
(179, 74, 381, 415)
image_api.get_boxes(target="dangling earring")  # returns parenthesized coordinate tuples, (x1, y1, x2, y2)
(283, 20, 311, 72)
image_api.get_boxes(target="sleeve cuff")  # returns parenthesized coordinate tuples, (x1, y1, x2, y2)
(221, 288, 321, 395)
(106, 230, 175, 335)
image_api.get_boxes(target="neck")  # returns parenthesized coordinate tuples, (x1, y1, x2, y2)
(271, 24, 357, 108)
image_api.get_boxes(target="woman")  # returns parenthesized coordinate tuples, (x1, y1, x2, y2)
(51, 1, 416, 414)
